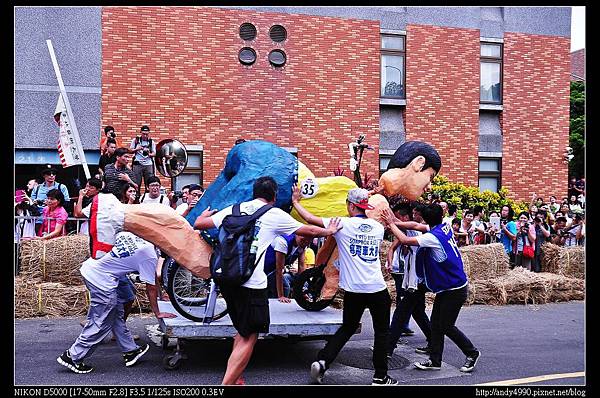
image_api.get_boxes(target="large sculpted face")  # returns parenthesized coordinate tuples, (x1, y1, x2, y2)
(377, 141, 441, 201)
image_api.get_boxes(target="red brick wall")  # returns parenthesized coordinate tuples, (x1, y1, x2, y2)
(404, 24, 480, 187)
(502, 32, 570, 201)
(101, 7, 380, 183)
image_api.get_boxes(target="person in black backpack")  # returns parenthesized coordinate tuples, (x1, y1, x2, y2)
(193, 176, 341, 385)
(129, 125, 156, 192)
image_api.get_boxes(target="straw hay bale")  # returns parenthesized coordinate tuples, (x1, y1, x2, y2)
(15, 276, 89, 319)
(18, 235, 89, 285)
(540, 243, 584, 279)
(491, 267, 585, 305)
(459, 243, 509, 281)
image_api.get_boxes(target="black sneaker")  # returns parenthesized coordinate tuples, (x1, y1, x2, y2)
(57, 350, 94, 374)
(399, 328, 415, 336)
(460, 350, 481, 373)
(415, 345, 432, 355)
(372, 375, 399, 385)
(123, 343, 149, 367)
(414, 360, 441, 371)
(310, 360, 326, 384)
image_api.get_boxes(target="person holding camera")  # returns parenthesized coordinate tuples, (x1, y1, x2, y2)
(100, 126, 122, 155)
(532, 210, 551, 272)
(177, 184, 203, 217)
(129, 125, 156, 192)
(173, 185, 191, 214)
(514, 212, 536, 271)
(563, 213, 584, 247)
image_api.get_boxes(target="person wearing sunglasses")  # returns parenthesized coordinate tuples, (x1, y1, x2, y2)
(30, 165, 71, 219)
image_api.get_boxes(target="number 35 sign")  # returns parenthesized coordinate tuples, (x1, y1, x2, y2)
(299, 178, 319, 199)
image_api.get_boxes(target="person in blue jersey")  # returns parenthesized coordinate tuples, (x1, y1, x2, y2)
(382, 203, 481, 373)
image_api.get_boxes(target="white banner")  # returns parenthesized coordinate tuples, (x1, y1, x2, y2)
(55, 94, 83, 168)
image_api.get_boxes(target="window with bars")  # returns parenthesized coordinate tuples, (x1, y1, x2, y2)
(381, 34, 405, 99)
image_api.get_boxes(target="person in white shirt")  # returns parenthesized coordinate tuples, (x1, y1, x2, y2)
(174, 185, 190, 214)
(57, 232, 176, 374)
(138, 176, 171, 207)
(292, 186, 399, 386)
(193, 176, 340, 385)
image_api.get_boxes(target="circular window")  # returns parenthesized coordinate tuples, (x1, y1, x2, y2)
(239, 47, 257, 65)
(269, 25, 287, 42)
(268, 50, 286, 67)
(239, 23, 257, 41)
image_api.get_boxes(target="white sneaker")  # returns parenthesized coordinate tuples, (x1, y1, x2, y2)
(310, 360, 326, 384)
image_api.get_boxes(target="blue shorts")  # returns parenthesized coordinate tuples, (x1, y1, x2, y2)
(116, 276, 136, 304)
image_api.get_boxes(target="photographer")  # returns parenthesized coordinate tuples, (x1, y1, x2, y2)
(129, 125, 156, 191)
(173, 185, 190, 214)
(514, 212, 536, 271)
(563, 213, 584, 247)
(177, 184, 203, 217)
(532, 210, 551, 272)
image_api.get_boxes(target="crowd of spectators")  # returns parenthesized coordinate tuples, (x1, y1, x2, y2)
(14, 125, 202, 243)
(418, 184, 586, 273)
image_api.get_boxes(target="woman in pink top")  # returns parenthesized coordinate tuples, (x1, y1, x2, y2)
(36, 189, 68, 239)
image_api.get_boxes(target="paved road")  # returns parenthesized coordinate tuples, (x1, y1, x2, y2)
(14, 301, 585, 386)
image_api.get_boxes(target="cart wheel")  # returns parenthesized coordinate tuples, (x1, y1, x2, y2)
(161, 335, 170, 350)
(162, 354, 182, 370)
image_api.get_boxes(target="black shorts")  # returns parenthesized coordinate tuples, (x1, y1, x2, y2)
(220, 286, 270, 338)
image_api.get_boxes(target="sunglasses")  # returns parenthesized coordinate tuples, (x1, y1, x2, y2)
(44, 172, 56, 176)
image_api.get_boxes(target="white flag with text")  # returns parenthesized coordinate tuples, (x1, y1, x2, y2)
(54, 94, 83, 168)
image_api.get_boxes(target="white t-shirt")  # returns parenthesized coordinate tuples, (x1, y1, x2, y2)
(415, 232, 447, 263)
(271, 235, 304, 257)
(211, 199, 303, 289)
(175, 202, 189, 215)
(140, 193, 171, 207)
(322, 216, 387, 293)
(80, 232, 158, 292)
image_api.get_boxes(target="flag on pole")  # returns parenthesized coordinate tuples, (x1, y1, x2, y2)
(54, 94, 83, 168)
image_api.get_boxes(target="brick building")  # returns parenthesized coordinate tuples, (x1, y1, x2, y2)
(15, 6, 572, 201)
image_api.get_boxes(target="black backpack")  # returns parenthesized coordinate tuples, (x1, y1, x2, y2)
(209, 203, 273, 287)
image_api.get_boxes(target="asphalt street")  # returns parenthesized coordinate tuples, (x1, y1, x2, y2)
(14, 301, 585, 387)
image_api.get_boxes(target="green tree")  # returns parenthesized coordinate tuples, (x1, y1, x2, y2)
(569, 81, 585, 177)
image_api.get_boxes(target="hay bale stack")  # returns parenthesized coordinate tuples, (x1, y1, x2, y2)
(469, 280, 507, 306)
(18, 235, 89, 285)
(493, 267, 585, 305)
(15, 277, 89, 318)
(540, 243, 585, 279)
(459, 243, 509, 281)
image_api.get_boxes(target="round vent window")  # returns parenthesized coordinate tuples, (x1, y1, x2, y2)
(268, 50, 286, 67)
(269, 25, 287, 42)
(239, 23, 257, 41)
(239, 47, 257, 65)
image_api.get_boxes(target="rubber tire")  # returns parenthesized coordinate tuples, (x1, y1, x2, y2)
(292, 266, 333, 311)
(162, 354, 181, 370)
(166, 261, 228, 323)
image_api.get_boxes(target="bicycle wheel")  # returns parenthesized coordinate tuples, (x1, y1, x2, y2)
(166, 261, 228, 323)
(292, 265, 333, 311)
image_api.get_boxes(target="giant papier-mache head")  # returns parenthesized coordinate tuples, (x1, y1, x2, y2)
(377, 140, 442, 200)
(185, 140, 298, 242)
